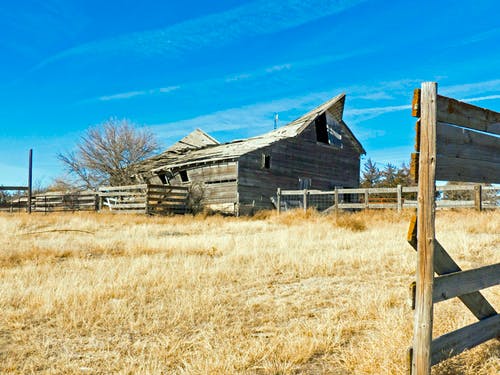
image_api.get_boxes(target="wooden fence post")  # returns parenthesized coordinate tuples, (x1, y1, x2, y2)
(303, 189, 308, 212)
(27, 149, 32, 214)
(145, 185, 150, 215)
(413, 82, 437, 375)
(277, 188, 281, 215)
(474, 185, 482, 212)
(397, 184, 403, 213)
(364, 189, 369, 209)
(334, 187, 339, 212)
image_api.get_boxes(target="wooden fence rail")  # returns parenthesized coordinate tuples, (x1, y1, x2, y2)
(0, 186, 29, 212)
(33, 191, 98, 212)
(276, 185, 498, 213)
(0, 184, 189, 215)
(98, 184, 189, 214)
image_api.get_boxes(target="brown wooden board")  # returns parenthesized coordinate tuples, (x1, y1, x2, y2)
(437, 95, 500, 135)
(433, 263, 500, 303)
(436, 155, 500, 183)
(435, 121, 500, 183)
(431, 314, 500, 366)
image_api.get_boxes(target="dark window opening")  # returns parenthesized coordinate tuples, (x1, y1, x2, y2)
(315, 113, 328, 143)
(316, 113, 343, 147)
(262, 154, 271, 169)
(328, 126, 342, 148)
(158, 174, 168, 184)
(179, 170, 189, 182)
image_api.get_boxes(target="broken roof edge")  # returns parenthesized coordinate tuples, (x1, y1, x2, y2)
(141, 93, 364, 174)
(166, 128, 220, 152)
(296, 92, 346, 132)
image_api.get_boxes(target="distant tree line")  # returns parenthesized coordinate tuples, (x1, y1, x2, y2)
(360, 158, 498, 205)
(360, 158, 414, 188)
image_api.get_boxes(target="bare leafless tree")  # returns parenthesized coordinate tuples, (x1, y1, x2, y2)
(58, 118, 159, 189)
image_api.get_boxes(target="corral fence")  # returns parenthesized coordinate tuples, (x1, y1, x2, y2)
(276, 184, 498, 213)
(33, 191, 98, 212)
(99, 184, 189, 214)
(408, 82, 500, 375)
(0, 184, 189, 215)
(0, 186, 29, 212)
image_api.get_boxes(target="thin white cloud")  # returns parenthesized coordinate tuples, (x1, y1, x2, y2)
(461, 94, 500, 103)
(147, 79, 426, 144)
(90, 49, 371, 103)
(347, 104, 411, 116)
(440, 79, 500, 97)
(265, 64, 292, 73)
(449, 27, 500, 48)
(148, 92, 332, 142)
(344, 104, 412, 125)
(352, 91, 394, 100)
(32, 0, 367, 70)
(97, 85, 179, 101)
(99, 91, 146, 101)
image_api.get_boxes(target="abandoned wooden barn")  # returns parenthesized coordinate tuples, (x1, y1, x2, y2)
(133, 93, 365, 214)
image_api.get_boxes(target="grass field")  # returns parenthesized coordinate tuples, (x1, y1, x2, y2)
(0, 209, 498, 374)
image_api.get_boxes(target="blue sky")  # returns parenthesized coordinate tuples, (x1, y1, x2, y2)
(1, 0, 499, 186)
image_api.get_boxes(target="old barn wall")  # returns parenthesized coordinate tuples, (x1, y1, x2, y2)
(169, 161, 238, 212)
(237, 121, 360, 210)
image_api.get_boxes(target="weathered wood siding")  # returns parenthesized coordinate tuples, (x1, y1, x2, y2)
(169, 162, 238, 210)
(238, 118, 361, 210)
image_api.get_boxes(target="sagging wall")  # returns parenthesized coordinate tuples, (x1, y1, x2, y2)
(238, 115, 361, 210)
(168, 161, 238, 213)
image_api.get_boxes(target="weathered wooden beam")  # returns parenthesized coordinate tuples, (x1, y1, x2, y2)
(415, 120, 421, 151)
(435, 154, 500, 184)
(474, 185, 482, 212)
(99, 184, 148, 191)
(397, 184, 403, 213)
(433, 263, 500, 303)
(436, 122, 500, 164)
(431, 314, 500, 366)
(434, 121, 500, 183)
(410, 153, 419, 183)
(436, 184, 475, 192)
(407, 215, 497, 320)
(412, 88, 421, 117)
(437, 95, 500, 135)
(413, 82, 438, 375)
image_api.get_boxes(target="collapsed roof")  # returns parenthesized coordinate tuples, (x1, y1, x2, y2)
(134, 93, 365, 176)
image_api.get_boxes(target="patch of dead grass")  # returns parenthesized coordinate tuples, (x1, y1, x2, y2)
(0, 210, 498, 374)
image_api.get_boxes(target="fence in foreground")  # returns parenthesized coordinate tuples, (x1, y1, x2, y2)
(276, 184, 498, 213)
(408, 82, 500, 375)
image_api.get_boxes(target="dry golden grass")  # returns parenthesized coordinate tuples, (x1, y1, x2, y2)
(0, 209, 498, 374)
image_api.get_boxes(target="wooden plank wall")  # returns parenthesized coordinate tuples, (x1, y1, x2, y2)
(168, 162, 238, 213)
(146, 185, 189, 215)
(238, 120, 361, 211)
